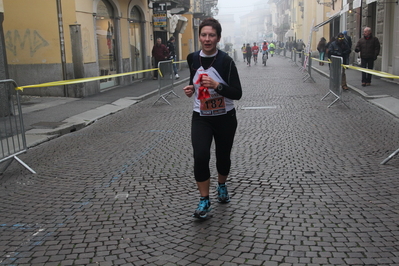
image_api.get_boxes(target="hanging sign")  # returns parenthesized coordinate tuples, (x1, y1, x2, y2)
(153, 2, 167, 28)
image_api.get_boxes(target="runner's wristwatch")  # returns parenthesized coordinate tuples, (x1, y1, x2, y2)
(216, 83, 223, 92)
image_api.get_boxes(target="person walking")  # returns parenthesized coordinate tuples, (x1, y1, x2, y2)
(268, 42, 276, 57)
(251, 42, 259, 65)
(245, 43, 252, 66)
(343, 31, 352, 50)
(295, 39, 304, 58)
(326, 36, 336, 69)
(167, 36, 179, 79)
(152, 38, 169, 80)
(241, 43, 247, 61)
(355, 27, 381, 86)
(328, 32, 351, 91)
(317, 37, 327, 66)
(182, 17, 242, 219)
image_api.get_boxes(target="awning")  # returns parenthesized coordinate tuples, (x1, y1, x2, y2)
(313, 12, 341, 31)
(168, 14, 188, 34)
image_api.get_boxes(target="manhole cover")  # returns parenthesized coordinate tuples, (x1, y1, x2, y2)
(31, 122, 66, 129)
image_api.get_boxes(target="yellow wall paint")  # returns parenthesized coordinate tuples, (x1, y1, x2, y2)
(4, 0, 59, 64)
(181, 14, 194, 60)
(3, 0, 77, 64)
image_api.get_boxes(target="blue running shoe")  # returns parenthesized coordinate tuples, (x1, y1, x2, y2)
(217, 184, 230, 203)
(193, 197, 211, 219)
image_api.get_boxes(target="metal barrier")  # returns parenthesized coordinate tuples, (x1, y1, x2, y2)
(153, 60, 180, 105)
(321, 56, 348, 108)
(0, 79, 36, 174)
(301, 53, 315, 83)
(381, 148, 399, 165)
(291, 49, 298, 66)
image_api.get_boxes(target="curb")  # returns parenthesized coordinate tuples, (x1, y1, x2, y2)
(25, 77, 189, 148)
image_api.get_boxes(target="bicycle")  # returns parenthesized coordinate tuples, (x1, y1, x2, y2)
(262, 52, 268, 66)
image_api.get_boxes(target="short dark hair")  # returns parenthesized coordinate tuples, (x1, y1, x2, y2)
(199, 18, 222, 38)
(169, 36, 175, 41)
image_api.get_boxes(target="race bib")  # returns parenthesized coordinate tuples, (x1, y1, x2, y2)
(199, 96, 227, 116)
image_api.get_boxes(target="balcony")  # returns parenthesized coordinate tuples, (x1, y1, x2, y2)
(193, 0, 219, 18)
(273, 23, 290, 34)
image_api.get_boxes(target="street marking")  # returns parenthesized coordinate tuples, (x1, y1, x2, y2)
(115, 192, 129, 199)
(241, 106, 277, 110)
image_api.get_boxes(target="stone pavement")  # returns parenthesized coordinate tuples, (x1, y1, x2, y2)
(1, 55, 399, 265)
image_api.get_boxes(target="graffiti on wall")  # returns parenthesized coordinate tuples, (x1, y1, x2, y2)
(82, 27, 94, 61)
(5, 29, 49, 57)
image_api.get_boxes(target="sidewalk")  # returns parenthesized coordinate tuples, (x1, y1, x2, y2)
(19, 56, 399, 149)
(310, 57, 399, 117)
(20, 68, 190, 148)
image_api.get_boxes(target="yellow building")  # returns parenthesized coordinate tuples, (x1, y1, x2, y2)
(2, 0, 190, 97)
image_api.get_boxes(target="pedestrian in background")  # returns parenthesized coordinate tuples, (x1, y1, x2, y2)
(241, 43, 247, 61)
(317, 37, 327, 66)
(296, 39, 305, 58)
(151, 38, 169, 80)
(245, 43, 252, 66)
(355, 27, 381, 86)
(326, 36, 336, 69)
(183, 17, 242, 219)
(343, 31, 352, 49)
(268, 41, 276, 57)
(167, 36, 179, 79)
(328, 32, 351, 91)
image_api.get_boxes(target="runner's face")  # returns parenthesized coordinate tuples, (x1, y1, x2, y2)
(199, 26, 220, 55)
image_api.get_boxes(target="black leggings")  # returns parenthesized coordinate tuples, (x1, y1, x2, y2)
(191, 109, 237, 182)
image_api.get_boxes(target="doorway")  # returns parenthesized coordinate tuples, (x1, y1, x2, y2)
(129, 6, 145, 80)
(96, 0, 117, 90)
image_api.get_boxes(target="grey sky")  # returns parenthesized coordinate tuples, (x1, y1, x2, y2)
(216, 0, 265, 21)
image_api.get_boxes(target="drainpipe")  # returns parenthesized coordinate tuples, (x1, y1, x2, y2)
(57, 0, 68, 97)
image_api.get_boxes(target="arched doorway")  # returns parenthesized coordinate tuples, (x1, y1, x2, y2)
(129, 6, 145, 80)
(96, 0, 117, 90)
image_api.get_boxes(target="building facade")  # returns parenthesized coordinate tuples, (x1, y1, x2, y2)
(267, 0, 399, 77)
(1, 0, 204, 98)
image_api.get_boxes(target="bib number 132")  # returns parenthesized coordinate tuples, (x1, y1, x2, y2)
(201, 97, 225, 110)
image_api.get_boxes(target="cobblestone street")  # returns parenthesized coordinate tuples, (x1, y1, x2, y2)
(1, 55, 399, 266)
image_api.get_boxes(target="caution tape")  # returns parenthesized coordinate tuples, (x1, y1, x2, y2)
(344, 64, 399, 79)
(310, 57, 399, 79)
(16, 60, 188, 91)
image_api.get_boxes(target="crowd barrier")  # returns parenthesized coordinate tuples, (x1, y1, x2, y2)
(15, 61, 187, 92)
(297, 54, 399, 164)
(320, 55, 349, 108)
(0, 79, 36, 174)
(0, 61, 187, 175)
(153, 60, 180, 105)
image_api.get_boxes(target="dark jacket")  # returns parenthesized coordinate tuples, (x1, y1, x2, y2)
(152, 43, 168, 61)
(355, 35, 380, 60)
(245, 46, 252, 56)
(166, 41, 176, 59)
(328, 40, 351, 64)
(317, 39, 327, 53)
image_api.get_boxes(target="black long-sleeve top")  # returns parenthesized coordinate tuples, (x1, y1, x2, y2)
(187, 50, 242, 100)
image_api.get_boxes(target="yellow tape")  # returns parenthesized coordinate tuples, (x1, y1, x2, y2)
(311, 57, 399, 79)
(16, 60, 188, 91)
(311, 58, 330, 64)
(344, 65, 399, 79)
